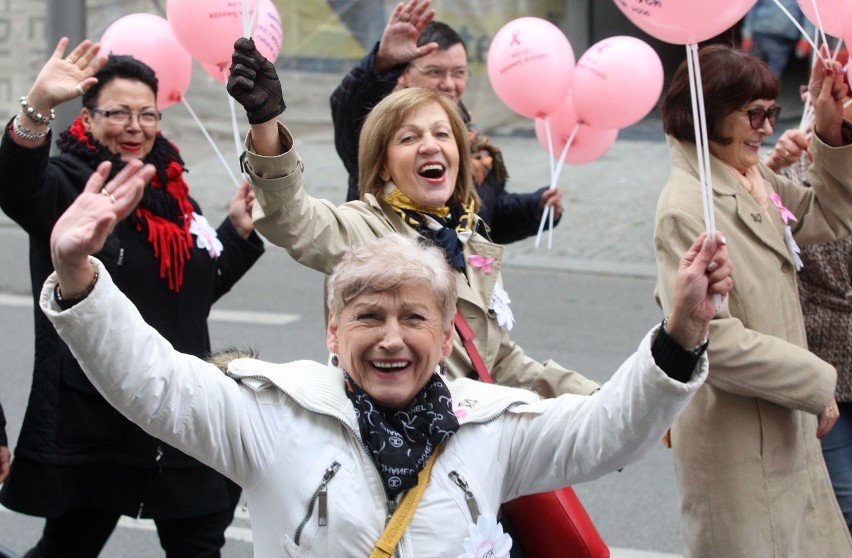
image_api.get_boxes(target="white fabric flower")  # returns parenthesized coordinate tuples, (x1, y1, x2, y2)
(489, 283, 514, 331)
(189, 212, 223, 259)
(458, 514, 512, 558)
(783, 224, 803, 271)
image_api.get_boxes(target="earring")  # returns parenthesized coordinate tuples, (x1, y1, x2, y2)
(436, 360, 447, 375)
(330, 353, 339, 367)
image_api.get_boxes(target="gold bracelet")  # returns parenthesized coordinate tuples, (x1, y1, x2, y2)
(55, 263, 100, 302)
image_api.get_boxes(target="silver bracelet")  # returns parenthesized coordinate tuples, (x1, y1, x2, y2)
(11, 114, 50, 141)
(19, 96, 55, 125)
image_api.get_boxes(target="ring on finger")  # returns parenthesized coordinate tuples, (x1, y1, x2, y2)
(100, 187, 116, 204)
(76, 83, 85, 97)
(399, 15, 410, 22)
(66, 56, 77, 64)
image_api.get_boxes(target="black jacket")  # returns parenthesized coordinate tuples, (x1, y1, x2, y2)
(0, 128, 264, 517)
(330, 44, 557, 244)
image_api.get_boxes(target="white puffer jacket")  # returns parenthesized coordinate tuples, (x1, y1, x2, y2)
(41, 259, 707, 557)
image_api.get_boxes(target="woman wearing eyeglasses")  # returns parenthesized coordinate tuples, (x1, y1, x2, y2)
(0, 39, 265, 558)
(654, 44, 852, 557)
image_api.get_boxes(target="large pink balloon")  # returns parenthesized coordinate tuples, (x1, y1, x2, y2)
(487, 17, 575, 119)
(534, 95, 618, 164)
(613, 0, 757, 44)
(799, 0, 844, 37)
(572, 36, 663, 129)
(197, 0, 283, 77)
(100, 13, 193, 109)
(845, 0, 852, 41)
(167, 0, 261, 66)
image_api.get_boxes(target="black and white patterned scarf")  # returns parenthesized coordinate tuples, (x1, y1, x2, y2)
(343, 372, 459, 498)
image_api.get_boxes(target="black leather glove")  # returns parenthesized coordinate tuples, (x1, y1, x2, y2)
(227, 37, 286, 125)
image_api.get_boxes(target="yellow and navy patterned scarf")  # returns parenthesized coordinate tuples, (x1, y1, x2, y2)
(343, 371, 458, 498)
(384, 186, 475, 269)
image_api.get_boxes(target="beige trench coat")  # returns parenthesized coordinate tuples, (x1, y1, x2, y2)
(242, 123, 600, 398)
(654, 136, 852, 557)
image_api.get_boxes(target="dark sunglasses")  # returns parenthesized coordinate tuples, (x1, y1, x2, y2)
(738, 105, 782, 129)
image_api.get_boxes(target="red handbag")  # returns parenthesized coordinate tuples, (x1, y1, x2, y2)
(454, 309, 610, 558)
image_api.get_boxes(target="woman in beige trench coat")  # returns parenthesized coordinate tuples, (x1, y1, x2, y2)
(654, 44, 852, 557)
(226, 37, 600, 399)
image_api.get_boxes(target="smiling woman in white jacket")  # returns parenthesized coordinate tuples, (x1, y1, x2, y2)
(40, 159, 733, 557)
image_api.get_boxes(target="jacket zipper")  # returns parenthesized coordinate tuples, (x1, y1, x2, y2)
(449, 470, 481, 520)
(294, 461, 341, 545)
(136, 444, 166, 518)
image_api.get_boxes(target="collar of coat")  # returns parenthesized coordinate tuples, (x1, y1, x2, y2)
(222, 356, 541, 428)
(666, 136, 794, 264)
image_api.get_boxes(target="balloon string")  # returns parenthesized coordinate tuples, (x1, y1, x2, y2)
(535, 118, 556, 249)
(249, 0, 262, 37)
(225, 66, 243, 164)
(535, 121, 577, 250)
(833, 38, 844, 62)
(181, 96, 240, 187)
(544, 117, 557, 182)
(686, 43, 720, 309)
(241, 0, 250, 37)
(771, 0, 827, 65)
(808, 0, 832, 61)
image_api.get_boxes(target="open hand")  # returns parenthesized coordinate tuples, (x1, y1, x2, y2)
(27, 37, 105, 113)
(374, 0, 438, 72)
(50, 160, 154, 295)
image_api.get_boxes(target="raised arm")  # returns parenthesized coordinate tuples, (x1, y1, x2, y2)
(50, 160, 154, 297)
(227, 37, 286, 156)
(12, 37, 104, 149)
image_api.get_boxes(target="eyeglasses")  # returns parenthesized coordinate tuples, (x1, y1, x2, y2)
(738, 105, 781, 129)
(410, 64, 470, 82)
(90, 108, 162, 127)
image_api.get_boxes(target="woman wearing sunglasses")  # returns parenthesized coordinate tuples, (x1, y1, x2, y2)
(653, 44, 852, 557)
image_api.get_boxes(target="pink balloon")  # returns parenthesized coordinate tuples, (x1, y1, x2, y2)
(799, 0, 844, 37)
(845, 0, 852, 40)
(201, 61, 229, 84)
(254, 0, 283, 62)
(534, 95, 619, 164)
(487, 17, 575, 118)
(100, 13, 193, 109)
(613, 0, 757, 44)
(571, 36, 663, 129)
(167, 0, 260, 65)
(198, 0, 281, 86)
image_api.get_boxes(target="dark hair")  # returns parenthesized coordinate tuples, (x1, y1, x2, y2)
(662, 44, 779, 145)
(417, 21, 466, 53)
(82, 54, 159, 109)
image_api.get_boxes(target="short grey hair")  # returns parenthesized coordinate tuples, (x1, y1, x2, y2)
(326, 234, 457, 328)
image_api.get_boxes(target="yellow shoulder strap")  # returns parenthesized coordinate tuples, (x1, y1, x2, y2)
(369, 445, 443, 558)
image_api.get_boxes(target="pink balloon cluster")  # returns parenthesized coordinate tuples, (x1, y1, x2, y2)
(487, 18, 664, 165)
(97, 1, 284, 109)
(168, 0, 283, 83)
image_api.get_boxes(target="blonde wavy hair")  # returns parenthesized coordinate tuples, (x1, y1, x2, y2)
(357, 87, 479, 211)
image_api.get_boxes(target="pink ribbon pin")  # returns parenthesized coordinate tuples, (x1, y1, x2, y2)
(770, 191, 798, 224)
(467, 254, 494, 273)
